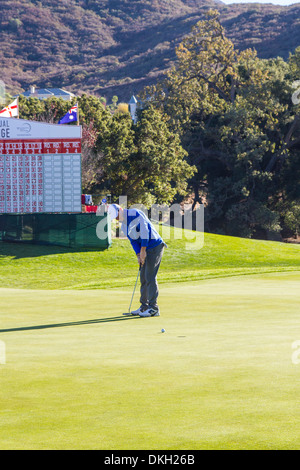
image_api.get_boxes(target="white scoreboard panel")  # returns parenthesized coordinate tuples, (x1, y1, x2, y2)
(0, 118, 82, 214)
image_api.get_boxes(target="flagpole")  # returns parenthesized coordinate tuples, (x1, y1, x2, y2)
(77, 102, 79, 126)
(17, 96, 19, 119)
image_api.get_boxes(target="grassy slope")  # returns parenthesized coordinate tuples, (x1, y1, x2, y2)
(0, 228, 299, 290)
(1, 232, 300, 449)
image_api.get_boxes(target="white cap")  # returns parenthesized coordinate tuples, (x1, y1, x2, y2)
(108, 204, 121, 220)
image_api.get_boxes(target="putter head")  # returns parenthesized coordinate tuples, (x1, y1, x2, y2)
(122, 312, 132, 316)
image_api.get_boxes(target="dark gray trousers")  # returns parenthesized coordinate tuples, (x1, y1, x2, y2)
(140, 243, 165, 309)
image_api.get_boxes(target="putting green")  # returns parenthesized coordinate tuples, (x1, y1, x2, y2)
(1, 271, 300, 449)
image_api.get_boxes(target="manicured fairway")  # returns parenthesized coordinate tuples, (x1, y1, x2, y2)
(1, 272, 300, 449)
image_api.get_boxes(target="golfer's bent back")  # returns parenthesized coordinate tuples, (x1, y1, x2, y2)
(108, 204, 166, 317)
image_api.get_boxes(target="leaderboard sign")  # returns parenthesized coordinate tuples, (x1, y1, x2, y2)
(0, 117, 82, 213)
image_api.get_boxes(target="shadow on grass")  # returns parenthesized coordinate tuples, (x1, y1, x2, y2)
(0, 315, 140, 333)
(0, 241, 104, 259)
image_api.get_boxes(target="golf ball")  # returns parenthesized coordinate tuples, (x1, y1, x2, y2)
(161, 328, 165, 333)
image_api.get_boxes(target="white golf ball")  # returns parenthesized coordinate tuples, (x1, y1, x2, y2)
(161, 328, 165, 333)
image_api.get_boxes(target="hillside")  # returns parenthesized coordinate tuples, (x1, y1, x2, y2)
(0, 0, 300, 101)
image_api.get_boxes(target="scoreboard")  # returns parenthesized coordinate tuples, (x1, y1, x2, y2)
(0, 117, 82, 214)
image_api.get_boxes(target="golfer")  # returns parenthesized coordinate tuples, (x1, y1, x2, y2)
(108, 204, 166, 317)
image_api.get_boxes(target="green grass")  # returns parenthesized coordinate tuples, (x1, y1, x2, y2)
(0, 227, 299, 289)
(1, 273, 300, 449)
(0, 230, 300, 449)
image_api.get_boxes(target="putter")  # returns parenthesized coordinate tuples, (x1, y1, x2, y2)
(123, 266, 141, 316)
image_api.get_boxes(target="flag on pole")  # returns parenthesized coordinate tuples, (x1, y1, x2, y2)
(0, 98, 19, 118)
(58, 104, 78, 124)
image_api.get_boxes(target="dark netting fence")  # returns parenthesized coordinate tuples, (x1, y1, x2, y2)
(0, 213, 111, 249)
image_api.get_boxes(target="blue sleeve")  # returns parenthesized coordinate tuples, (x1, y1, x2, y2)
(126, 210, 150, 253)
(139, 213, 150, 248)
(129, 237, 141, 255)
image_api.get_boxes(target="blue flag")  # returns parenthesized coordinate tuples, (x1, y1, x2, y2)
(58, 104, 78, 124)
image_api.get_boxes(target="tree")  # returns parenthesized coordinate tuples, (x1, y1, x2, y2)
(16, 92, 194, 206)
(93, 106, 195, 206)
(140, 9, 300, 238)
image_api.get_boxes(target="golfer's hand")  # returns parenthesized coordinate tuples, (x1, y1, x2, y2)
(138, 249, 147, 267)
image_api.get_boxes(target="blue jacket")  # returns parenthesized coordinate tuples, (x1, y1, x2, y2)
(121, 209, 164, 255)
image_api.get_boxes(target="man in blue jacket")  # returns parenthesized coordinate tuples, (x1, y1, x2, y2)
(108, 204, 166, 317)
